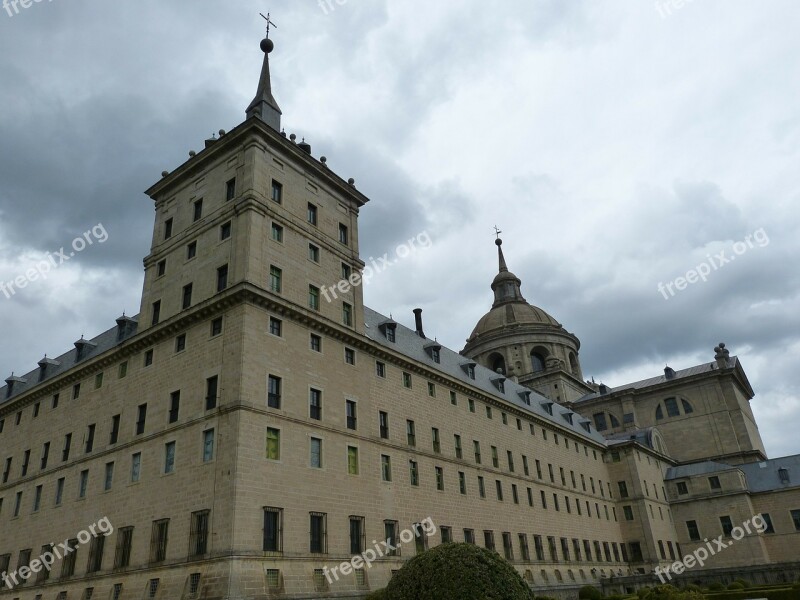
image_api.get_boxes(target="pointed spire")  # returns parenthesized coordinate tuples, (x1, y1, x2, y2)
(496, 238, 509, 273)
(246, 33, 282, 130)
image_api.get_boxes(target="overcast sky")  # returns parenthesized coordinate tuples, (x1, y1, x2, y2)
(1, 1, 798, 458)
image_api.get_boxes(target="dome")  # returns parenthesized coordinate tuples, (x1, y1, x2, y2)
(469, 302, 561, 340)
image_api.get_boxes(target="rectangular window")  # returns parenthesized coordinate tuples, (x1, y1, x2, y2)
(379, 411, 389, 439)
(104, 462, 114, 491)
(164, 442, 176, 474)
(271, 223, 284, 242)
(169, 391, 180, 423)
(385, 521, 399, 556)
(271, 180, 283, 203)
(376, 361, 386, 377)
(310, 513, 327, 554)
(266, 428, 281, 460)
(344, 347, 356, 365)
(478, 476, 486, 498)
(409, 460, 419, 486)
(343, 302, 353, 326)
(496, 480, 504, 501)
(182, 283, 193, 309)
(459, 471, 467, 494)
(347, 446, 359, 475)
(502, 533, 514, 560)
(307, 203, 318, 225)
(144, 349, 154, 366)
(474, 440, 482, 464)
(95, 372, 104, 389)
(87, 535, 105, 574)
(436, 466, 444, 490)
(55, 477, 65, 505)
(269, 316, 282, 337)
(269, 266, 282, 293)
(341, 262, 352, 280)
(114, 527, 134, 569)
(450, 391, 457, 405)
(33, 484, 42, 511)
(677, 481, 688, 495)
(226, 178, 236, 201)
(464, 529, 476, 544)
(686, 520, 701, 541)
(40, 441, 50, 470)
(624, 506, 634, 521)
(432, 428, 441, 453)
(310, 333, 322, 352)
(85, 424, 96, 454)
(309, 389, 322, 420)
(151, 300, 161, 326)
(349, 516, 365, 554)
(441, 526, 453, 543)
(484, 530, 495, 552)
(428, 382, 436, 397)
(217, 264, 229, 292)
(618, 481, 629, 498)
(406, 420, 416, 446)
(267, 375, 281, 409)
(175, 333, 186, 352)
(792, 509, 800, 532)
(454, 434, 463, 459)
(310, 437, 322, 468)
(492, 446, 499, 468)
(164, 218, 173, 239)
(709, 476, 721, 490)
(206, 376, 219, 410)
(403, 372, 412, 388)
(131, 452, 141, 482)
(308, 243, 320, 262)
(381, 455, 392, 482)
(150, 519, 170, 563)
(187, 241, 197, 260)
(309, 285, 320, 309)
(190, 510, 210, 557)
(203, 429, 215, 463)
(338, 223, 349, 245)
(193, 198, 203, 221)
(761, 513, 775, 533)
(519, 534, 530, 561)
(346, 400, 357, 430)
(79, 469, 89, 499)
(263, 507, 283, 552)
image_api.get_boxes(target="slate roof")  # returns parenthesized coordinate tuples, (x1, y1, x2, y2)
(363, 307, 607, 444)
(575, 359, 738, 403)
(0, 316, 139, 407)
(665, 455, 800, 493)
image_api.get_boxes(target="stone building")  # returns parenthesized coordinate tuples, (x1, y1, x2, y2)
(0, 33, 798, 600)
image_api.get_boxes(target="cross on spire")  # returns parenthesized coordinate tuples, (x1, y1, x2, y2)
(493, 226, 502, 240)
(260, 12, 276, 38)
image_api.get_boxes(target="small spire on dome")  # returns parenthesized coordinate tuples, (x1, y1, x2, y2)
(493, 226, 508, 273)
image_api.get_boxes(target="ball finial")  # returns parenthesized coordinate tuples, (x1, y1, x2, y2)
(495, 238, 503, 247)
(260, 38, 274, 54)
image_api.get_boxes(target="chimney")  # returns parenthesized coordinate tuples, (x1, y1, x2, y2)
(413, 308, 425, 338)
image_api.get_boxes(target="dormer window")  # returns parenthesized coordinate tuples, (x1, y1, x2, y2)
(5, 375, 26, 399)
(460, 362, 476, 380)
(540, 402, 554, 416)
(779, 468, 790, 484)
(579, 420, 592, 433)
(37, 357, 60, 383)
(116, 315, 137, 342)
(378, 319, 397, 342)
(491, 377, 506, 393)
(74, 338, 97, 363)
(518, 391, 531, 406)
(424, 342, 442, 364)
(563, 412, 574, 425)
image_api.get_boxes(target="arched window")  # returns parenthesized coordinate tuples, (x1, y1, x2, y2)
(531, 352, 546, 373)
(490, 354, 506, 375)
(569, 352, 579, 374)
(609, 413, 620, 428)
(681, 399, 694, 414)
(656, 397, 693, 420)
(656, 405, 664, 420)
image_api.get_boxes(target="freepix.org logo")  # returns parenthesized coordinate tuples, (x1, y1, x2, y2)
(1, 517, 114, 590)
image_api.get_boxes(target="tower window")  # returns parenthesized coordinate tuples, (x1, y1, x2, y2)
(271, 180, 283, 203)
(226, 178, 236, 201)
(193, 199, 203, 222)
(531, 352, 546, 373)
(338, 223, 349, 245)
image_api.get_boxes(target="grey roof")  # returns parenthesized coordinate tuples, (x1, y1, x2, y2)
(0, 316, 139, 407)
(665, 461, 735, 480)
(665, 455, 800, 493)
(605, 428, 658, 450)
(739, 455, 800, 492)
(363, 307, 607, 444)
(575, 359, 738, 403)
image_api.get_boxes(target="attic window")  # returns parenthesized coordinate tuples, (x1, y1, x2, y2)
(580, 421, 592, 433)
(563, 412, 574, 425)
(518, 391, 531, 406)
(4, 375, 26, 399)
(461, 362, 477, 380)
(424, 342, 442, 364)
(378, 320, 397, 343)
(74, 338, 98, 363)
(540, 402, 553, 416)
(492, 377, 506, 393)
(779, 468, 790, 484)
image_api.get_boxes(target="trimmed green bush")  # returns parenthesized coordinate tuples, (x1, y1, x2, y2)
(639, 584, 705, 600)
(639, 588, 653, 599)
(702, 588, 800, 600)
(579, 586, 604, 600)
(733, 580, 752, 589)
(365, 590, 388, 600)
(708, 583, 726, 592)
(383, 543, 534, 600)
(685, 584, 704, 593)
(728, 583, 745, 591)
